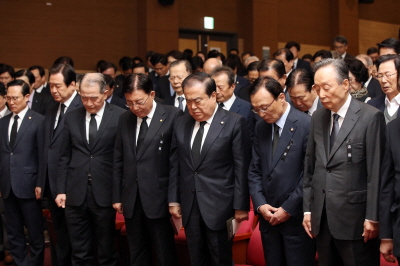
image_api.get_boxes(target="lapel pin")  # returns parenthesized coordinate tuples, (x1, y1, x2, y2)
(29, 117, 32, 119)
(160, 119, 163, 122)
(221, 121, 224, 125)
(290, 128, 294, 132)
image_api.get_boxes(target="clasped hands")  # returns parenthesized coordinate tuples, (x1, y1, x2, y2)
(259, 204, 290, 226)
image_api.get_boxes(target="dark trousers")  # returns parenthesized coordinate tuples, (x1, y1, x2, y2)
(124, 194, 179, 266)
(184, 196, 233, 266)
(316, 210, 380, 266)
(4, 190, 44, 266)
(260, 224, 316, 266)
(0, 196, 9, 254)
(46, 187, 72, 266)
(65, 185, 118, 266)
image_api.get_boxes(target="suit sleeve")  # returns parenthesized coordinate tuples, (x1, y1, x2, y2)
(379, 122, 395, 238)
(36, 117, 45, 188)
(365, 110, 385, 221)
(303, 116, 316, 213)
(168, 116, 181, 204)
(57, 116, 73, 195)
(232, 116, 251, 211)
(248, 121, 267, 211)
(112, 115, 124, 204)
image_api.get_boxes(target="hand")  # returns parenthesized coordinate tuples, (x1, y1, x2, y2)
(35, 187, 42, 200)
(269, 207, 290, 226)
(302, 213, 315, 238)
(55, 194, 66, 208)
(380, 239, 397, 263)
(258, 204, 278, 222)
(113, 203, 123, 214)
(234, 210, 248, 223)
(169, 206, 182, 219)
(362, 220, 379, 242)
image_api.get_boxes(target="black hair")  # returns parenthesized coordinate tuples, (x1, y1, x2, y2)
(7, 79, 30, 96)
(28, 65, 45, 77)
(285, 41, 301, 51)
(123, 73, 153, 94)
(14, 69, 35, 86)
(286, 68, 314, 92)
(53, 56, 74, 68)
(249, 76, 283, 98)
(258, 59, 286, 79)
(377, 38, 400, 54)
(182, 72, 216, 97)
(344, 58, 369, 84)
(49, 63, 76, 87)
(312, 50, 332, 61)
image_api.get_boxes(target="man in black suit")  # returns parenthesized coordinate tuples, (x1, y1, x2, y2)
(380, 116, 400, 263)
(333, 35, 354, 59)
(113, 73, 180, 266)
(368, 55, 400, 124)
(162, 60, 192, 113)
(29, 65, 51, 95)
(377, 38, 400, 56)
(248, 76, 315, 266)
(303, 59, 385, 266)
(286, 68, 323, 115)
(273, 48, 295, 76)
(0, 80, 45, 266)
(104, 75, 128, 109)
(56, 73, 125, 266)
(285, 41, 312, 73)
(211, 66, 255, 137)
(36, 63, 81, 266)
(169, 73, 251, 266)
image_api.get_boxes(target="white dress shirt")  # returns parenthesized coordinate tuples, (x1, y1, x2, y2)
(174, 94, 186, 111)
(272, 104, 291, 138)
(221, 94, 236, 111)
(135, 101, 157, 144)
(28, 90, 35, 109)
(36, 82, 47, 93)
(8, 105, 29, 141)
(330, 93, 352, 132)
(0, 107, 9, 118)
(190, 103, 218, 151)
(85, 102, 106, 143)
(54, 90, 77, 129)
(385, 93, 400, 116)
(307, 97, 320, 116)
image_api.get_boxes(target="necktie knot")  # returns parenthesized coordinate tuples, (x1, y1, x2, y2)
(333, 113, 339, 122)
(14, 115, 19, 121)
(142, 116, 148, 122)
(91, 113, 96, 118)
(177, 97, 183, 103)
(199, 121, 206, 128)
(273, 123, 279, 133)
(60, 103, 66, 113)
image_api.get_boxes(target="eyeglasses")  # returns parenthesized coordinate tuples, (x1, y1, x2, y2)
(252, 99, 275, 114)
(126, 94, 150, 108)
(376, 72, 397, 80)
(5, 96, 22, 102)
(169, 75, 185, 81)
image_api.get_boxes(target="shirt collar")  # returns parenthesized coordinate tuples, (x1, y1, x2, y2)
(341, 52, 346, 59)
(63, 90, 77, 108)
(222, 94, 236, 111)
(198, 103, 218, 125)
(331, 93, 351, 118)
(364, 75, 372, 89)
(145, 101, 157, 120)
(308, 96, 319, 115)
(385, 93, 400, 105)
(275, 104, 291, 129)
(86, 101, 106, 119)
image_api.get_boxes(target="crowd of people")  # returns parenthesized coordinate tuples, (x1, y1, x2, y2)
(0, 34, 399, 266)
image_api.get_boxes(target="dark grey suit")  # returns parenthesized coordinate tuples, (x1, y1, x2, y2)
(303, 97, 385, 266)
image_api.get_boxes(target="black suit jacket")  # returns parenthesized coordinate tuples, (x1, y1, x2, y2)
(295, 58, 312, 73)
(57, 103, 126, 207)
(113, 104, 182, 219)
(39, 83, 51, 95)
(155, 76, 172, 100)
(0, 109, 44, 199)
(31, 91, 54, 116)
(367, 78, 384, 99)
(162, 94, 189, 114)
(234, 76, 250, 95)
(368, 95, 400, 119)
(110, 95, 128, 110)
(380, 117, 400, 256)
(38, 94, 83, 198)
(249, 107, 311, 234)
(229, 96, 255, 140)
(303, 98, 385, 240)
(168, 107, 251, 230)
(238, 84, 251, 102)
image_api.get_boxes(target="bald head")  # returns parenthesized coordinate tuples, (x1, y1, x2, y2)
(203, 58, 223, 75)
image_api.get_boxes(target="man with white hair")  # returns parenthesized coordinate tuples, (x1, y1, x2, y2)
(356, 54, 384, 99)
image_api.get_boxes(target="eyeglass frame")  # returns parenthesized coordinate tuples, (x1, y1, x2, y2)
(251, 98, 276, 114)
(125, 94, 151, 108)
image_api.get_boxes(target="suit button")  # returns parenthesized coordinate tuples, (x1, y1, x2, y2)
(10, 153, 13, 155)
(90, 155, 93, 158)
(327, 169, 331, 173)
(194, 172, 197, 175)
(322, 189, 325, 193)
(135, 179, 138, 182)
(268, 176, 272, 181)
(137, 162, 140, 166)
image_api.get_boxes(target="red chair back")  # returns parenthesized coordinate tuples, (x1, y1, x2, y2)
(246, 223, 266, 266)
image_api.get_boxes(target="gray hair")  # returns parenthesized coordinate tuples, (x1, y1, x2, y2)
(356, 54, 373, 67)
(169, 60, 192, 74)
(80, 73, 107, 93)
(313, 58, 349, 84)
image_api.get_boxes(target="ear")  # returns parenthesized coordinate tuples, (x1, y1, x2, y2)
(342, 79, 350, 91)
(230, 83, 236, 91)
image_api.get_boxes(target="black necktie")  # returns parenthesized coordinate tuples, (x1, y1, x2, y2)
(54, 103, 66, 131)
(192, 121, 207, 165)
(9, 115, 19, 149)
(272, 123, 280, 155)
(177, 97, 184, 111)
(136, 116, 148, 153)
(330, 113, 340, 152)
(89, 113, 97, 149)
(219, 102, 225, 109)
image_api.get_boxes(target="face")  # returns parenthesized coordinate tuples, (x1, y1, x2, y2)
(6, 86, 29, 114)
(242, 53, 250, 64)
(123, 69, 132, 76)
(380, 47, 397, 56)
(289, 47, 299, 59)
(0, 72, 13, 85)
(102, 67, 116, 79)
(369, 52, 379, 63)
(370, 64, 377, 78)
(213, 73, 235, 103)
(259, 69, 286, 89)
(314, 56, 323, 64)
(125, 90, 155, 118)
(133, 67, 147, 75)
(49, 73, 76, 103)
(154, 63, 168, 77)
(334, 42, 348, 56)
(169, 63, 190, 95)
(0, 95, 6, 111)
(289, 84, 317, 112)
(313, 65, 349, 112)
(106, 85, 114, 99)
(197, 53, 205, 62)
(377, 60, 399, 98)
(184, 82, 217, 122)
(251, 89, 286, 124)
(30, 69, 46, 89)
(275, 53, 293, 73)
(348, 72, 362, 92)
(247, 70, 259, 84)
(80, 84, 108, 114)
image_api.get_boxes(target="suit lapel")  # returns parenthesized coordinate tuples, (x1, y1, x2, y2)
(136, 104, 165, 159)
(322, 109, 331, 161)
(13, 110, 34, 150)
(260, 122, 272, 172)
(2, 115, 11, 151)
(127, 113, 138, 158)
(328, 98, 360, 162)
(194, 107, 226, 170)
(185, 116, 196, 168)
(78, 108, 90, 150)
(91, 103, 112, 150)
(229, 98, 240, 113)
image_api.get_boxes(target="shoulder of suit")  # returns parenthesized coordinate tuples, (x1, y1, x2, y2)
(109, 103, 127, 115)
(367, 95, 384, 106)
(290, 106, 311, 123)
(27, 109, 45, 120)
